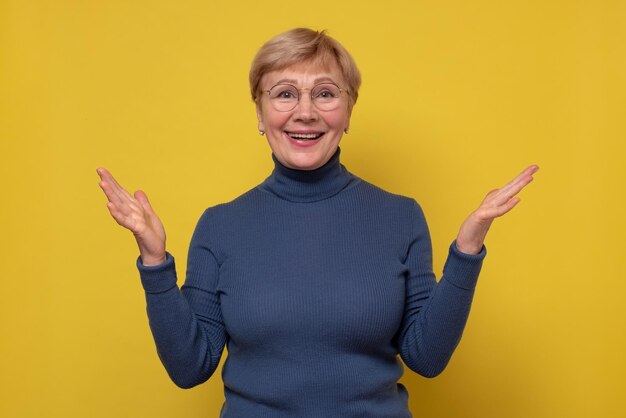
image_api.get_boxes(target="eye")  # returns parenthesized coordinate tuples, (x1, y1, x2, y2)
(270, 85, 298, 100)
(312, 84, 340, 100)
(277, 90, 296, 99)
(316, 88, 337, 98)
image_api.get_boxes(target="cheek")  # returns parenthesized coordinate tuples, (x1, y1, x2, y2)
(323, 111, 349, 130)
(265, 111, 290, 131)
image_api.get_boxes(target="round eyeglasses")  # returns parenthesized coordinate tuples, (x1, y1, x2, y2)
(264, 83, 348, 112)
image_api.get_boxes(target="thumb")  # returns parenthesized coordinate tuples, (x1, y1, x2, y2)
(134, 190, 154, 213)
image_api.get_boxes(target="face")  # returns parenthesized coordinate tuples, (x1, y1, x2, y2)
(256, 61, 352, 170)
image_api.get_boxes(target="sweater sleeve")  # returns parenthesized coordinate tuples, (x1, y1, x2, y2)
(395, 200, 486, 378)
(137, 209, 227, 388)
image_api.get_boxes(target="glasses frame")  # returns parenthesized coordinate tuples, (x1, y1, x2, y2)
(264, 82, 350, 112)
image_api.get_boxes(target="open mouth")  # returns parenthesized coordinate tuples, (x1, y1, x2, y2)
(286, 131, 325, 141)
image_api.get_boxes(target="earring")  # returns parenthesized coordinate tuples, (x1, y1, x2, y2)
(259, 130, 265, 136)
(344, 128, 349, 134)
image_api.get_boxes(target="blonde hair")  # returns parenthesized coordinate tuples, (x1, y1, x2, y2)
(249, 28, 362, 110)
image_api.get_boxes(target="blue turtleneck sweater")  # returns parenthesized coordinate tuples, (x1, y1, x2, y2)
(137, 148, 486, 418)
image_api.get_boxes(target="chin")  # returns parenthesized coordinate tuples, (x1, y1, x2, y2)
(287, 157, 322, 170)
(284, 151, 331, 170)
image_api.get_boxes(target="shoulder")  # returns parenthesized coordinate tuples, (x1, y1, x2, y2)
(354, 177, 425, 215)
(196, 187, 261, 226)
(345, 177, 431, 250)
(188, 187, 263, 258)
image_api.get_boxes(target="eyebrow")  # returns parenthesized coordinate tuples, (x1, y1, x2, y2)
(273, 76, 338, 85)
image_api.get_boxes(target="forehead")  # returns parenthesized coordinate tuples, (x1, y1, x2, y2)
(262, 61, 344, 87)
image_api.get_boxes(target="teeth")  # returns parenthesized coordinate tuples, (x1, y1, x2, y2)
(288, 132, 323, 140)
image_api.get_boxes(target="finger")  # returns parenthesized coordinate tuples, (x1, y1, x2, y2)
(500, 165, 539, 192)
(97, 167, 135, 202)
(96, 167, 108, 179)
(108, 174, 136, 205)
(100, 171, 139, 215)
(98, 179, 125, 208)
(497, 196, 521, 217)
(491, 176, 534, 206)
(134, 190, 154, 213)
(507, 174, 535, 196)
(479, 197, 521, 220)
(484, 189, 499, 199)
(97, 167, 122, 188)
(100, 180, 139, 218)
(488, 165, 539, 205)
(105, 201, 131, 227)
(134, 191, 160, 222)
(97, 168, 125, 198)
(518, 164, 540, 177)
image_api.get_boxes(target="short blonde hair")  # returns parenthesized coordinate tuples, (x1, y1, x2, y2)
(249, 28, 362, 109)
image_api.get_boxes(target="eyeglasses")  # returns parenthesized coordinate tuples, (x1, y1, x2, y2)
(264, 82, 349, 112)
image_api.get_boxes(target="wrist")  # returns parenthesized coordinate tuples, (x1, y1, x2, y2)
(456, 215, 491, 255)
(454, 240, 482, 255)
(140, 253, 167, 266)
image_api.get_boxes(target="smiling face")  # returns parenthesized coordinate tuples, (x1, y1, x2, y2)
(256, 61, 352, 170)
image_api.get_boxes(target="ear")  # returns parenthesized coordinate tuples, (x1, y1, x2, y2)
(256, 104, 265, 133)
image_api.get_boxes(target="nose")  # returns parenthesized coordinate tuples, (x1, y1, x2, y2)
(292, 93, 318, 121)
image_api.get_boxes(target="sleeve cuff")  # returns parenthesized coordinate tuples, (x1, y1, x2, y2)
(442, 240, 487, 290)
(136, 252, 178, 294)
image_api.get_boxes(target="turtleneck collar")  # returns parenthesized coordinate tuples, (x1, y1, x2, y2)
(258, 148, 357, 203)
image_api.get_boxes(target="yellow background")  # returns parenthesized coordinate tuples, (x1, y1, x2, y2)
(1, 0, 624, 417)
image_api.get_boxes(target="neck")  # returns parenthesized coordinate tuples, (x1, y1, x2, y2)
(259, 148, 356, 203)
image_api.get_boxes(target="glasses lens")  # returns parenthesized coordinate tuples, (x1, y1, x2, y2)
(311, 83, 342, 110)
(269, 84, 299, 111)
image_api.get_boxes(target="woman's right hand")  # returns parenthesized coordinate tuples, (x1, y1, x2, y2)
(97, 167, 167, 266)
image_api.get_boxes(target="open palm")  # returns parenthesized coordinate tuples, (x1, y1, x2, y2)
(97, 167, 167, 266)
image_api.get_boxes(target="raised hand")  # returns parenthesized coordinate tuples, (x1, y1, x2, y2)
(455, 165, 540, 255)
(97, 167, 167, 266)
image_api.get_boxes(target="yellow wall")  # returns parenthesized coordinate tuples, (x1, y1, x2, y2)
(1, 1, 624, 417)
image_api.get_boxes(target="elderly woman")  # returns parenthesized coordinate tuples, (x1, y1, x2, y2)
(97, 28, 538, 417)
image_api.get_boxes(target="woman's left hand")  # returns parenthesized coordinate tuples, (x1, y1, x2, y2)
(455, 165, 540, 255)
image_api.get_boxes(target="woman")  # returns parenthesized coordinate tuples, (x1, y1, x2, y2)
(97, 28, 538, 417)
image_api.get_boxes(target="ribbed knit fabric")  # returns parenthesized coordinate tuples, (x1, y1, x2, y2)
(137, 148, 486, 418)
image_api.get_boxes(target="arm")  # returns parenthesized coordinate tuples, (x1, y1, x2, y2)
(138, 211, 227, 389)
(396, 165, 539, 377)
(395, 202, 485, 378)
(97, 168, 227, 388)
